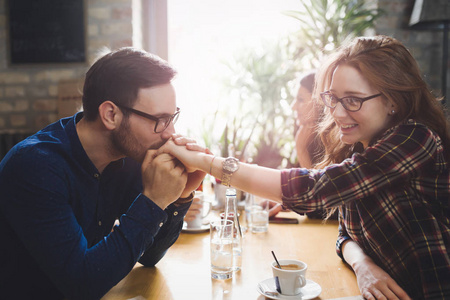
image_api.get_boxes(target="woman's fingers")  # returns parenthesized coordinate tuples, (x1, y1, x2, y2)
(173, 135, 197, 145)
(186, 143, 208, 152)
(171, 133, 211, 154)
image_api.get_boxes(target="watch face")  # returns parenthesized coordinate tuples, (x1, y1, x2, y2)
(224, 158, 239, 172)
(224, 165, 234, 172)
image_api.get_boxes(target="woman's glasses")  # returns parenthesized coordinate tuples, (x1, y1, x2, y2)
(320, 91, 381, 112)
(115, 104, 180, 133)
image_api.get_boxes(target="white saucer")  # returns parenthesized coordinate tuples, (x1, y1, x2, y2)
(257, 278, 321, 300)
(182, 222, 210, 233)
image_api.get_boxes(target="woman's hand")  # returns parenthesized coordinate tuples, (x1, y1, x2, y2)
(354, 258, 411, 300)
(343, 240, 411, 300)
(158, 134, 210, 173)
(172, 134, 210, 153)
(261, 199, 287, 217)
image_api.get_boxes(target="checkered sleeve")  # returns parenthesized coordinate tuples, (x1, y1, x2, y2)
(335, 208, 350, 261)
(281, 121, 450, 298)
(281, 122, 443, 211)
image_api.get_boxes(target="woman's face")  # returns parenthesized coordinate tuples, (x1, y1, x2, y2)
(328, 64, 394, 148)
(292, 85, 315, 126)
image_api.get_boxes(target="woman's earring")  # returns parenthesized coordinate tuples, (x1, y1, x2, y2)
(391, 110, 395, 114)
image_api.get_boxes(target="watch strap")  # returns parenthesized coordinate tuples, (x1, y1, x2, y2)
(221, 172, 233, 187)
(221, 157, 239, 187)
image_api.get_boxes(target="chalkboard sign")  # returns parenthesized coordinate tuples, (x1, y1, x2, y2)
(8, 0, 86, 64)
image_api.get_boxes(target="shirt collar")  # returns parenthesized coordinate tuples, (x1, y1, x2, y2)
(66, 112, 101, 176)
(66, 112, 126, 177)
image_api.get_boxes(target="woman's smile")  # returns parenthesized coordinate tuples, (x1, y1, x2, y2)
(329, 64, 394, 148)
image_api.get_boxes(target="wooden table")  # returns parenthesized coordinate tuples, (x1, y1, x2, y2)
(101, 212, 361, 300)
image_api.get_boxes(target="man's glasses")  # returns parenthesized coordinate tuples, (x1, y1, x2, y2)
(115, 104, 180, 133)
(320, 91, 381, 112)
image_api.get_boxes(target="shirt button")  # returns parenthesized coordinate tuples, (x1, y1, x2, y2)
(174, 211, 178, 216)
(98, 221, 102, 226)
(159, 222, 164, 227)
(94, 173, 100, 179)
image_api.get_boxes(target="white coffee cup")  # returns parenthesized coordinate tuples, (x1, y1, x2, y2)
(186, 192, 211, 229)
(271, 259, 307, 296)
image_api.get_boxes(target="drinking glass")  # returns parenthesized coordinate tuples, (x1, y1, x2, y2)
(247, 195, 269, 233)
(210, 220, 234, 279)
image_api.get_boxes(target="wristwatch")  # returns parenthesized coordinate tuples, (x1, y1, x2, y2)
(222, 157, 239, 187)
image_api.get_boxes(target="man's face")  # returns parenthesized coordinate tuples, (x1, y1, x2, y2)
(111, 83, 178, 162)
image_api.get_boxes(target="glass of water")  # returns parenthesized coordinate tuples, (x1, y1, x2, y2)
(210, 220, 234, 279)
(248, 196, 269, 233)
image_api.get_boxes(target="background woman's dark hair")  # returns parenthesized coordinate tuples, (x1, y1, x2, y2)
(299, 71, 316, 93)
(82, 47, 177, 121)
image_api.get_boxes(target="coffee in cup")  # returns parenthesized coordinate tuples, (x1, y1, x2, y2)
(275, 263, 302, 270)
(271, 259, 307, 296)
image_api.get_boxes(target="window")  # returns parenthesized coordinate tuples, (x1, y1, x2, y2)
(151, 0, 301, 140)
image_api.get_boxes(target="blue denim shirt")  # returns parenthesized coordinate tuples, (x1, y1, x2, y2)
(0, 113, 191, 300)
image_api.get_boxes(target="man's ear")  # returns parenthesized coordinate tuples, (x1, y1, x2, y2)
(98, 101, 122, 130)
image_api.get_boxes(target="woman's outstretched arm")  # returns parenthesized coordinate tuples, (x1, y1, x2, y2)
(159, 136, 283, 202)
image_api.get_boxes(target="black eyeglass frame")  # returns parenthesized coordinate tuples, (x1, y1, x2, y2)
(320, 91, 382, 112)
(115, 103, 180, 133)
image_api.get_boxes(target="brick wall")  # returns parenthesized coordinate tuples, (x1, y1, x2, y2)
(376, 0, 449, 108)
(0, 0, 447, 135)
(0, 0, 134, 133)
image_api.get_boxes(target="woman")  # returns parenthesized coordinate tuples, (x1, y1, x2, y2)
(161, 36, 450, 299)
(292, 71, 323, 169)
(270, 71, 332, 219)
(268, 71, 323, 217)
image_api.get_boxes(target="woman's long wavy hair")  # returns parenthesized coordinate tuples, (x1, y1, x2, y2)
(313, 35, 450, 167)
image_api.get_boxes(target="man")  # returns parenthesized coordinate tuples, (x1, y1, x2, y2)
(0, 48, 204, 299)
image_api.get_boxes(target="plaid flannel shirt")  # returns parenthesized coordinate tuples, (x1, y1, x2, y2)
(281, 120, 450, 299)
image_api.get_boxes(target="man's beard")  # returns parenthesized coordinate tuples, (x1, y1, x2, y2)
(111, 117, 167, 163)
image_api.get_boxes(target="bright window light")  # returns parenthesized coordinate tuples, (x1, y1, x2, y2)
(167, 0, 301, 141)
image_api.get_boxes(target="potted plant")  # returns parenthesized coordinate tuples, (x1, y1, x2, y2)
(199, 0, 384, 174)
(283, 0, 384, 69)
(216, 40, 300, 168)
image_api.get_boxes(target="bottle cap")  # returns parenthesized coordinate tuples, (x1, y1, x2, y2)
(226, 188, 237, 196)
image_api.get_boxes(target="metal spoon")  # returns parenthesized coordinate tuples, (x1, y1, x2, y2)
(271, 251, 283, 294)
(258, 282, 279, 297)
(271, 251, 282, 269)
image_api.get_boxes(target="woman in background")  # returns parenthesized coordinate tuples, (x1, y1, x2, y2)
(163, 35, 450, 299)
(269, 71, 333, 219)
(292, 71, 323, 169)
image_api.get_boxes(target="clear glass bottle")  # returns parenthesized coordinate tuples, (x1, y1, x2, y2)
(224, 188, 242, 271)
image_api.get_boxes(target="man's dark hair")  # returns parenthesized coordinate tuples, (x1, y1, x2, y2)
(82, 47, 177, 121)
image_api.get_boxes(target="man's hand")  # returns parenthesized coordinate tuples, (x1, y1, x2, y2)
(177, 170, 206, 198)
(159, 134, 211, 199)
(141, 150, 188, 210)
